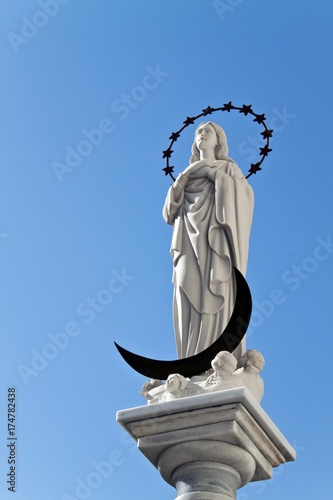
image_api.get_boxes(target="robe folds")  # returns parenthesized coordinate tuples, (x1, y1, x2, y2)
(163, 160, 254, 359)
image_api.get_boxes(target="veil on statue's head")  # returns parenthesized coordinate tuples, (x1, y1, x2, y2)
(189, 121, 229, 164)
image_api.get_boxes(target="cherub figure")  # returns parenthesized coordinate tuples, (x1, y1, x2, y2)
(164, 373, 189, 400)
(234, 349, 265, 402)
(140, 379, 163, 402)
(142, 373, 205, 404)
(204, 351, 238, 391)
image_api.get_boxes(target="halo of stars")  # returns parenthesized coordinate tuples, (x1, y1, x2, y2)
(162, 102, 273, 182)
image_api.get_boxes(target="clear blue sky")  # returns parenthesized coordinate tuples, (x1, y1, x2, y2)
(1, 1, 332, 499)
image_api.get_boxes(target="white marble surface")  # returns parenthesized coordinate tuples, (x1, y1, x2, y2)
(117, 386, 296, 498)
(141, 350, 265, 405)
(163, 122, 254, 360)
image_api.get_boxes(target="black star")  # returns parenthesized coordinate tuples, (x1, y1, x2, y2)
(260, 128, 273, 139)
(202, 106, 214, 116)
(259, 145, 272, 157)
(162, 165, 175, 176)
(162, 149, 173, 159)
(239, 104, 253, 116)
(253, 113, 266, 124)
(169, 131, 181, 141)
(249, 163, 262, 175)
(183, 116, 196, 126)
(221, 101, 233, 112)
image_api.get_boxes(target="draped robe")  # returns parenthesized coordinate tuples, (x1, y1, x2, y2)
(163, 160, 254, 359)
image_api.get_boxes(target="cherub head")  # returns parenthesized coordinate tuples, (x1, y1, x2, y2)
(140, 379, 163, 398)
(245, 350, 265, 371)
(238, 350, 265, 371)
(211, 351, 237, 375)
(165, 373, 188, 394)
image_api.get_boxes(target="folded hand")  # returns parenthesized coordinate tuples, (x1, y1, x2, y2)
(182, 160, 216, 179)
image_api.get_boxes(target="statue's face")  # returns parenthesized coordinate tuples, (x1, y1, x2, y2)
(211, 354, 223, 371)
(212, 352, 236, 373)
(166, 375, 179, 392)
(195, 124, 218, 151)
(245, 353, 260, 369)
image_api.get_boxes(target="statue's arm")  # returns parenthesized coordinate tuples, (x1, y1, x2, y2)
(172, 172, 189, 197)
(162, 173, 188, 225)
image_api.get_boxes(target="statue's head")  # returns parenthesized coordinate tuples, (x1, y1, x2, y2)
(211, 351, 237, 374)
(166, 373, 188, 393)
(244, 350, 265, 371)
(190, 121, 229, 163)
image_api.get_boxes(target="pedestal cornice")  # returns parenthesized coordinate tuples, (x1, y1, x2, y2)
(117, 387, 295, 499)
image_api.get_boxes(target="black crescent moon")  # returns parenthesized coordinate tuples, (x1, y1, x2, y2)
(114, 267, 252, 380)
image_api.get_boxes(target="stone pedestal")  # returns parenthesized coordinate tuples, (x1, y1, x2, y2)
(117, 387, 295, 499)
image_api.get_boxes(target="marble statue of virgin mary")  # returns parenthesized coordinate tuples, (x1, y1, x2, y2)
(163, 122, 254, 360)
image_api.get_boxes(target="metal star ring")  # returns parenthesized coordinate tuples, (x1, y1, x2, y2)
(162, 102, 273, 182)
